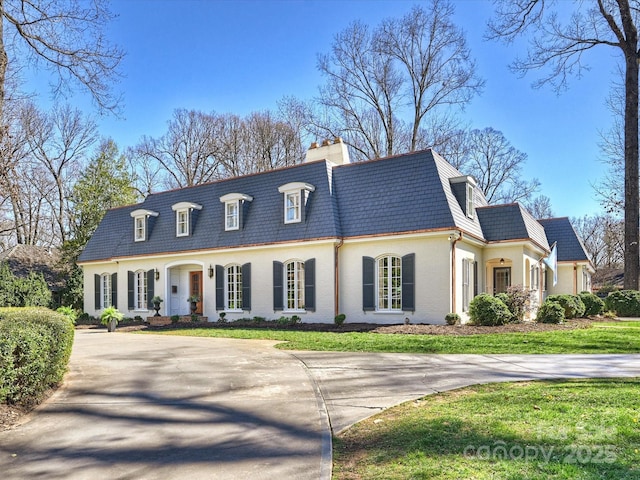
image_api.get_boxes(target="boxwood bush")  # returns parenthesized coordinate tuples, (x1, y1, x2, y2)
(0, 308, 74, 406)
(536, 300, 565, 324)
(468, 294, 513, 326)
(604, 290, 640, 317)
(545, 294, 585, 319)
(578, 291, 605, 317)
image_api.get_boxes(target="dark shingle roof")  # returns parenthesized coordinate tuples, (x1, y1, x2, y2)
(476, 203, 550, 250)
(78, 149, 552, 263)
(538, 217, 591, 262)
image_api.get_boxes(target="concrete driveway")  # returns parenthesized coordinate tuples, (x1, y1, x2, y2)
(1, 330, 639, 479)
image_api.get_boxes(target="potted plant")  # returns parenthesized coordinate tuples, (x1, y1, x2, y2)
(187, 294, 200, 314)
(151, 295, 163, 316)
(101, 306, 124, 332)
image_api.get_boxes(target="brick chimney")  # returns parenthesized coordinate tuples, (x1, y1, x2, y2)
(305, 137, 351, 165)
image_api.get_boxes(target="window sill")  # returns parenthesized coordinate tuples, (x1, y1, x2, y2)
(223, 309, 243, 313)
(373, 310, 404, 314)
(283, 309, 306, 314)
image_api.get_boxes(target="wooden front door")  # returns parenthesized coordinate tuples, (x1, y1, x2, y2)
(190, 271, 203, 314)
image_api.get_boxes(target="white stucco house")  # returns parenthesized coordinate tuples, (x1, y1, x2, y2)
(78, 141, 593, 324)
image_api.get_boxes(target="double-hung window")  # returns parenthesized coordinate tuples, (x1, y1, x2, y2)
(226, 201, 239, 230)
(134, 216, 145, 241)
(176, 209, 189, 236)
(171, 202, 202, 237)
(278, 182, 315, 224)
(130, 209, 159, 242)
(219, 193, 253, 231)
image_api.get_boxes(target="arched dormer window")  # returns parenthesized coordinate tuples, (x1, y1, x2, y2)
(130, 209, 159, 242)
(277, 182, 315, 224)
(219, 193, 253, 231)
(171, 202, 203, 237)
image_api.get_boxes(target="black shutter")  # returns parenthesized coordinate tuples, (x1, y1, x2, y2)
(127, 271, 134, 310)
(111, 273, 118, 308)
(94, 274, 100, 310)
(473, 261, 478, 297)
(304, 258, 315, 311)
(402, 254, 415, 311)
(362, 256, 375, 311)
(273, 261, 283, 311)
(242, 263, 251, 310)
(215, 265, 224, 311)
(146, 270, 155, 309)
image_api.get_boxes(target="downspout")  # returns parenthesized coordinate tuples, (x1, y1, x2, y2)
(450, 231, 462, 313)
(573, 262, 578, 295)
(334, 238, 344, 317)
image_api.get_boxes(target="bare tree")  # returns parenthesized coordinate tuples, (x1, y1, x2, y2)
(134, 109, 221, 189)
(0, 0, 124, 116)
(462, 127, 540, 204)
(573, 213, 624, 270)
(315, 0, 483, 161)
(22, 103, 97, 242)
(526, 195, 555, 219)
(488, 0, 640, 289)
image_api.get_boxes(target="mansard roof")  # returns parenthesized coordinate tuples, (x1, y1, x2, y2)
(538, 217, 591, 263)
(78, 149, 552, 263)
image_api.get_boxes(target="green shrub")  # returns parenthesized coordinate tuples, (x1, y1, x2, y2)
(546, 294, 585, 319)
(0, 308, 74, 406)
(536, 300, 565, 324)
(56, 306, 78, 325)
(100, 306, 124, 326)
(334, 313, 346, 325)
(171, 314, 180, 324)
(578, 292, 605, 316)
(444, 313, 460, 325)
(468, 294, 513, 326)
(604, 290, 640, 317)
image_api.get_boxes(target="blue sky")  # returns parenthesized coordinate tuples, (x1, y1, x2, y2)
(26, 0, 618, 218)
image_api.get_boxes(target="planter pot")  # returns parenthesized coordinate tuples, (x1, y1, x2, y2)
(107, 318, 117, 332)
(190, 301, 197, 314)
(153, 303, 161, 316)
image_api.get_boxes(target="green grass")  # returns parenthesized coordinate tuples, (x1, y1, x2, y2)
(143, 321, 640, 354)
(332, 378, 640, 479)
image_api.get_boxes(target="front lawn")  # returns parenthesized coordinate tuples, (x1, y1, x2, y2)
(333, 378, 640, 479)
(143, 321, 640, 354)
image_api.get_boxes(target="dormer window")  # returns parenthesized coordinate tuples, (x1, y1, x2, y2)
(219, 193, 253, 231)
(450, 175, 477, 220)
(278, 182, 315, 224)
(130, 209, 159, 242)
(467, 184, 475, 219)
(171, 202, 203, 237)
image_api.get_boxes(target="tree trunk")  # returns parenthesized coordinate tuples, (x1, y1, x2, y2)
(623, 50, 639, 290)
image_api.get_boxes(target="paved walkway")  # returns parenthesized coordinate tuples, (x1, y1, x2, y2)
(1, 330, 639, 479)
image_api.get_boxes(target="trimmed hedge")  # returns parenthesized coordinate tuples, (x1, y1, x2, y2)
(604, 290, 640, 317)
(545, 294, 585, 319)
(0, 308, 74, 406)
(536, 300, 565, 324)
(578, 292, 605, 317)
(469, 294, 513, 326)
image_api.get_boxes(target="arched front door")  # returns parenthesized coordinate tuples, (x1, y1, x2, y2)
(494, 267, 511, 294)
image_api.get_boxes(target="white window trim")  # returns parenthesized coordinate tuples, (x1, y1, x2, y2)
(278, 182, 315, 225)
(284, 191, 301, 224)
(134, 270, 148, 311)
(134, 216, 145, 242)
(130, 209, 159, 242)
(175, 208, 189, 237)
(375, 255, 402, 312)
(224, 264, 243, 311)
(284, 260, 305, 311)
(225, 200, 240, 231)
(100, 273, 111, 310)
(219, 193, 253, 231)
(171, 202, 202, 238)
(466, 184, 475, 219)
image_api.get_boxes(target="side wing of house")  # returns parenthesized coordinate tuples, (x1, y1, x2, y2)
(538, 217, 594, 295)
